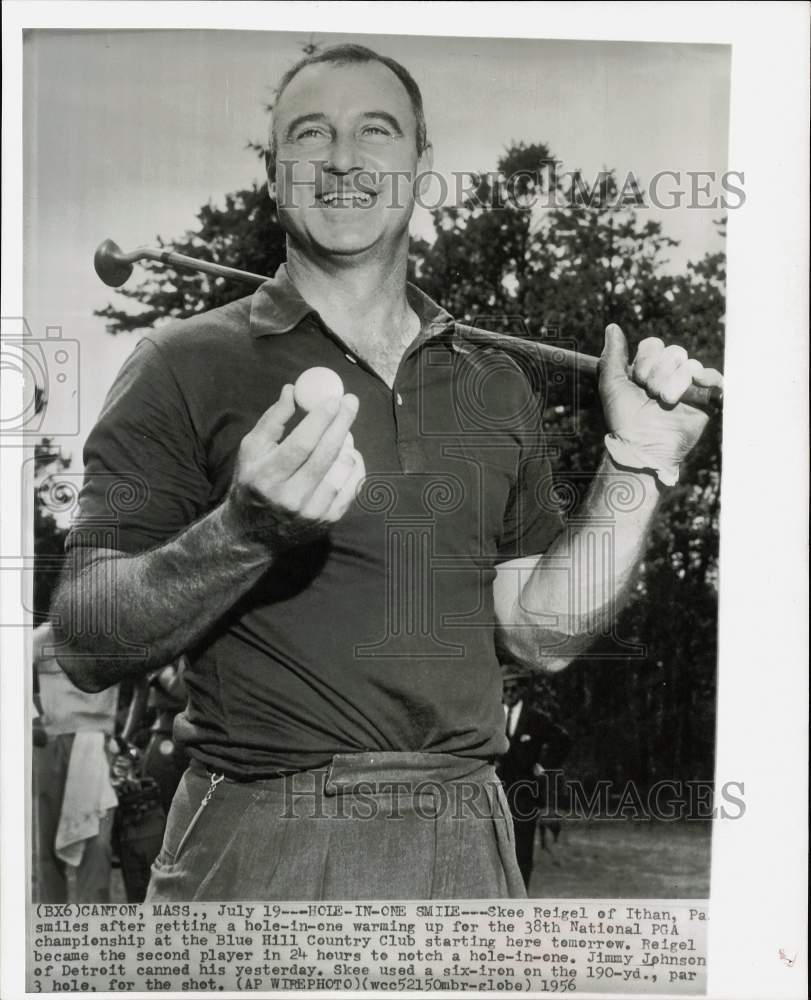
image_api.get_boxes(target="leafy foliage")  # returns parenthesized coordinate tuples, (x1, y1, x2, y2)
(89, 141, 724, 796)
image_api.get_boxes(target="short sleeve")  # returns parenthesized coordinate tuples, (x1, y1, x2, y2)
(66, 336, 211, 555)
(452, 328, 565, 564)
(496, 424, 565, 563)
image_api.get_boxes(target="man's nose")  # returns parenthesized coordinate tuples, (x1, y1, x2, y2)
(326, 133, 362, 173)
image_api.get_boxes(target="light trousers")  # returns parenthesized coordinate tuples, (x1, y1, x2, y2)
(146, 751, 525, 901)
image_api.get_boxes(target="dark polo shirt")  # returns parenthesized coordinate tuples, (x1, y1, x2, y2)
(68, 266, 564, 777)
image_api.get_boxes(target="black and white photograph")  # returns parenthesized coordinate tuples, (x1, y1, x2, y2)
(1, 3, 807, 998)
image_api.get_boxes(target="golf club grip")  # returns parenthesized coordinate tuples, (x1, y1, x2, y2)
(676, 382, 722, 411)
(523, 341, 721, 412)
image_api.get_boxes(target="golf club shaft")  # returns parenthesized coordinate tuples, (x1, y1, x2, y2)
(94, 239, 722, 413)
(143, 249, 269, 286)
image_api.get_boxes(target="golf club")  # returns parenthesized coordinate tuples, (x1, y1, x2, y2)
(93, 238, 723, 414)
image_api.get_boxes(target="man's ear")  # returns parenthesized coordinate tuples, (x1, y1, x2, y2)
(417, 142, 434, 197)
(265, 147, 277, 201)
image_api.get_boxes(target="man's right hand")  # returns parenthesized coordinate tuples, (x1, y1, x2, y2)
(224, 384, 365, 551)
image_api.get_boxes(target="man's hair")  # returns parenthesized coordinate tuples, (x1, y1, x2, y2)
(266, 43, 428, 174)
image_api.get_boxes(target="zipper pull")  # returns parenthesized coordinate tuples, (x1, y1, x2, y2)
(172, 771, 225, 861)
(202, 771, 224, 806)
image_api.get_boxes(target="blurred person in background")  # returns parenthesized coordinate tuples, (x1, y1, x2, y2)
(497, 662, 572, 888)
(32, 622, 119, 902)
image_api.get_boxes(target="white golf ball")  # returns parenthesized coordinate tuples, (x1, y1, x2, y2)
(293, 367, 345, 412)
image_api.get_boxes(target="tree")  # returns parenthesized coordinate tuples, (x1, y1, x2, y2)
(91, 141, 725, 801)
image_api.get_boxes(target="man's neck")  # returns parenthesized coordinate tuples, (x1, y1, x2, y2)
(286, 242, 419, 387)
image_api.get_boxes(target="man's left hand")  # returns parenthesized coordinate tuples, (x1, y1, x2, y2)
(598, 324, 723, 485)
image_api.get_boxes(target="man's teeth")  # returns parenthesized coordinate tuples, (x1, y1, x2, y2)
(320, 191, 374, 206)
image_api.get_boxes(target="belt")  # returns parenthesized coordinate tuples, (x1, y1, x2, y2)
(190, 750, 496, 794)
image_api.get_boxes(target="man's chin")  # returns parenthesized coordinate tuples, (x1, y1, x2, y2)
(307, 231, 391, 260)
(284, 218, 412, 263)
(320, 239, 377, 256)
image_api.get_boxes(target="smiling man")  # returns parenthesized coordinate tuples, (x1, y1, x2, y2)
(53, 44, 721, 901)
(272, 57, 431, 261)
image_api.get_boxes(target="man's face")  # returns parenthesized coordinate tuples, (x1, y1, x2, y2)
(502, 678, 525, 708)
(271, 60, 432, 259)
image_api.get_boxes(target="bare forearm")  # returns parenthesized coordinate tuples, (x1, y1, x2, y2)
(52, 501, 271, 691)
(494, 453, 660, 670)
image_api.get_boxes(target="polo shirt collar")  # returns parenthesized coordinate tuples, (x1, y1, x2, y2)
(249, 263, 457, 344)
(249, 264, 315, 336)
(405, 281, 455, 341)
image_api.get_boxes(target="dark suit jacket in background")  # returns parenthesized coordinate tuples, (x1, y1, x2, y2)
(497, 703, 572, 815)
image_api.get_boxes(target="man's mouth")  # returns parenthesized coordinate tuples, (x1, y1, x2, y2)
(318, 190, 375, 208)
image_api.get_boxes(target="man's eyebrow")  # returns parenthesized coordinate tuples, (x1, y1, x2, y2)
(361, 111, 403, 135)
(283, 113, 329, 139)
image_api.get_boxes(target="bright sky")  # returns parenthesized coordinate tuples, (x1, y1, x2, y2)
(23, 29, 730, 466)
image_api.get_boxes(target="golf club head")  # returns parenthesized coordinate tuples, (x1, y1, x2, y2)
(94, 239, 134, 287)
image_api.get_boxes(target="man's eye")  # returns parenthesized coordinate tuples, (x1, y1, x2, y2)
(295, 128, 328, 142)
(361, 125, 392, 139)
